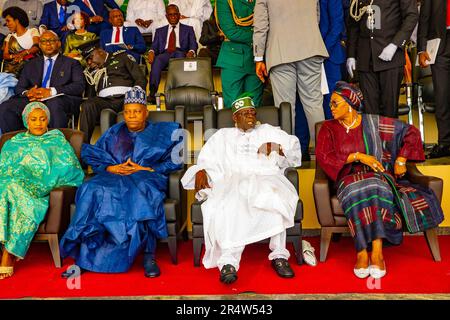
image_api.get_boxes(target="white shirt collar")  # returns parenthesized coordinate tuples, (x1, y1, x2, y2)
(44, 53, 59, 62)
(169, 22, 180, 30)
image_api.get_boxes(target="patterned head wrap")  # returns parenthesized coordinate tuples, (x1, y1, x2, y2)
(124, 86, 147, 106)
(22, 101, 51, 129)
(333, 81, 364, 111)
(232, 92, 255, 114)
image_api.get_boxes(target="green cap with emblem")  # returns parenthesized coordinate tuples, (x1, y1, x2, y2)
(231, 92, 255, 114)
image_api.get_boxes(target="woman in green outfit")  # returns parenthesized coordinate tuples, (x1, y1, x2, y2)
(63, 11, 98, 66)
(0, 102, 85, 280)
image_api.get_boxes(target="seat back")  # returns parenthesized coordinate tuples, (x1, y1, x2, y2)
(0, 128, 84, 162)
(205, 103, 293, 142)
(164, 57, 214, 111)
(116, 106, 186, 129)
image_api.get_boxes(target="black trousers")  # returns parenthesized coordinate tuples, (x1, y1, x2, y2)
(0, 95, 81, 133)
(79, 95, 124, 143)
(358, 66, 403, 118)
(431, 31, 450, 146)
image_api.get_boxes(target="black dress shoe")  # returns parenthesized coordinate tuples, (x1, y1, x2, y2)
(144, 259, 161, 278)
(220, 264, 237, 284)
(271, 258, 295, 278)
(426, 144, 450, 159)
(61, 266, 86, 278)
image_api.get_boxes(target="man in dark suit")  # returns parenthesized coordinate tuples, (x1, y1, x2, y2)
(79, 48, 147, 143)
(72, 0, 120, 35)
(418, 0, 450, 158)
(39, 0, 77, 40)
(346, 0, 418, 118)
(147, 4, 198, 103)
(100, 9, 146, 62)
(198, 14, 224, 66)
(0, 31, 85, 133)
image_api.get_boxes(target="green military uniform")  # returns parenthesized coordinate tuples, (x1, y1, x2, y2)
(215, 0, 263, 108)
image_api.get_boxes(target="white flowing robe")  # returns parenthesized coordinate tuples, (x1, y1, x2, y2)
(181, 124, 302, 269)
(124, 0, 167, 36)
(168, 0, 212, 45)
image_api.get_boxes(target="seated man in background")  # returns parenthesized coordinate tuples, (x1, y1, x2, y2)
(100, 9, 146, 62)
(39, 0, 76, 41)
(147, 4, 197, 103)
(72, 0, 120, 35)
(0, 31, 85, 133)
(124, 0, 166, 38)
(181, 93, 302, 284)
(198, 14, 223, 66)
(60, 87, 183, 278)
(80, 47, 146, 143)
(168, 0, 212, 48)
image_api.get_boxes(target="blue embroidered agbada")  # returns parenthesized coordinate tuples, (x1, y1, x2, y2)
(60, 121, 183, 273)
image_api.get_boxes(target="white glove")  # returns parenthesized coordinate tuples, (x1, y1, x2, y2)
(346, 58, 356, 78)
(378, 43, 398, 62)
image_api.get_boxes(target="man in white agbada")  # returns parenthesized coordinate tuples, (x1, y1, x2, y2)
(124, 0, 166, 36)
(181, 93, 302, 284)
(168, 0, 212, 47)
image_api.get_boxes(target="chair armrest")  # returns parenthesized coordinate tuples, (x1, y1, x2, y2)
(279, 102, 293, 135)
(203, 105, 216, 138)
(407, 163, 443, 202)
(168, 169, 185, 201)
(313, 166, 336, 227)
(45, 186, 78, 234)
(284, 167, 299, 194)
(191, 200, 205, 224)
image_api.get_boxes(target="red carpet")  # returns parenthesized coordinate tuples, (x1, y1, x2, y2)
(0, 236, 449, 298)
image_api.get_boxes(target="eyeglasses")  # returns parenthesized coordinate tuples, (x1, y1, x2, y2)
(330, 99, 347, 109)
(40, 39, 59, 45)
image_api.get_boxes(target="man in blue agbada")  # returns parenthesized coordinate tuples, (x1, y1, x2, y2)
(60, 87, 183, 278)
(0, 102, 84, 280)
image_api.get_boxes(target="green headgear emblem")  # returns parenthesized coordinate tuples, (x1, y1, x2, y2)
(231, 92, 255, 114)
